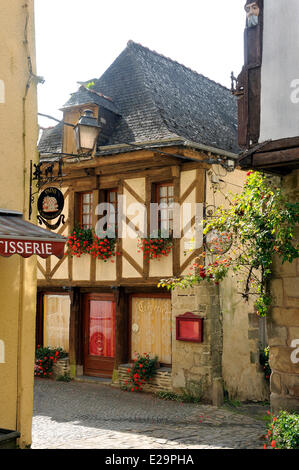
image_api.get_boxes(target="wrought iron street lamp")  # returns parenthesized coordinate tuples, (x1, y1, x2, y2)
(74, 109, 101, 154)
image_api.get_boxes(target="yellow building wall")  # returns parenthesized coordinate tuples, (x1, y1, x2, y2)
(0, 0, 38, 447)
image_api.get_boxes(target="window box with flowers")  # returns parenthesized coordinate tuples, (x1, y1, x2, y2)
(137, 234, 173, 263)
(67, 225, 120, 263)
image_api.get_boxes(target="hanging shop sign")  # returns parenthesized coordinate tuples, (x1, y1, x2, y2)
(37, 187, 65, 230)
(204, 229, 233, 255)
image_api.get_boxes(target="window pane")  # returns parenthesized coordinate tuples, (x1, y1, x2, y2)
(109, 192, 116, 202)
(83, 203, 90, 212)
(168, 186, 174, 197)
(80, 192, 93, 228)
(159, 186, 167, 197)
(159, 197, 167, 204)
(83, 193, 91, 203)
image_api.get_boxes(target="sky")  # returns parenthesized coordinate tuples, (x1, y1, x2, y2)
(35, 0, 246, 128)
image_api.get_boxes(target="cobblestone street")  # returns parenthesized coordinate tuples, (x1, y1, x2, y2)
(32, 379, 268, 449)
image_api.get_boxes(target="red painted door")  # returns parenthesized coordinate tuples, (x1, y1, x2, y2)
(83, 294, 115, 377)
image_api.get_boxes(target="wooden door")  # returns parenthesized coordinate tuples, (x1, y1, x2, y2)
(130, 294, 172, 366)
(83, 293, 115, 377)
(43, 294, 71, 352)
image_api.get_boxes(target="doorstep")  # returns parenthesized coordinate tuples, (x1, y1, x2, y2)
(74, 375, 112, 386)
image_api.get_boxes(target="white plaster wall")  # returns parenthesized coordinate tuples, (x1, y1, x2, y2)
(260, 0, 299, 142)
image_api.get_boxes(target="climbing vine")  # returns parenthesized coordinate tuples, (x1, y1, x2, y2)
(159, 171, 299, 316)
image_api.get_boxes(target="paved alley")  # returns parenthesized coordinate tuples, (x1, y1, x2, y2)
(31, 379, 268, 449)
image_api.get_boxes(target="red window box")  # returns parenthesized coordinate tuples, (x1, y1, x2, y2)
(176, 312, 203, 343)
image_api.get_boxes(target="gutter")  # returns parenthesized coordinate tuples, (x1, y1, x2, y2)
(95, 137, 239, 160)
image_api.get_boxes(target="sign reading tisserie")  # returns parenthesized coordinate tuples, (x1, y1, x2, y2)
(0, 239, 65, 258)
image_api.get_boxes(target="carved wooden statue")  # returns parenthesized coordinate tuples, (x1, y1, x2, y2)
(245, 1, 260, 28)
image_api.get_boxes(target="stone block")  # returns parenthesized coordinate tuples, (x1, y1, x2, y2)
(271, 308, 299, 327)
(272, 255, 297, 277)
(269, 346, 299, 374)
(172, 368, 186, 388)
(270, 279, 284, 307)
(271, 392, 299, 414)
(248, 329, 259, 340)
(53, 358, 70, 379)
(250, 352, 259, 364)
(212, 378, 224, 407)
(267, 323, 288, 346)
(284, 278, 299, 298)
(282, 170, 299, 191)
(282, 374, 299, 398)
(248, 313, 260, 328)
(270, 373, 281, 395)
(285, 296, 299, 309)
(288, 327, 299, 346)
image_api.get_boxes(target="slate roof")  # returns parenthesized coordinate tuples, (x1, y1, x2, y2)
(39, 41, 239, 159)
(38, 121, 63, 155)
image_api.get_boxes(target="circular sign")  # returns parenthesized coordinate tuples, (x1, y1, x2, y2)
(205, 229, 233, 255)
(38, 187, 64, 220)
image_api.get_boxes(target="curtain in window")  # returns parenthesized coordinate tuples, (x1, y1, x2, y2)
(89, 300, 115, 358)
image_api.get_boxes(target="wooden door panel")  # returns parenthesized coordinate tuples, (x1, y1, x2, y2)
(130, 295, 172, 366)
(43, 294, 71, 352)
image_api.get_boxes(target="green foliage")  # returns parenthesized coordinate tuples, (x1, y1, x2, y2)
(85, 81, 95, 89)
(156, 391, 179, 401)
(124, 353, 158, 392)
(160, 172, 299, 316)
(156, 389, 202, 403)
(56, 373, 72, 382)
(265, 411, 299, 449)
(224, 398, 242, 408)
(35, 346, 67, 378)
(260, 346, 271, 382)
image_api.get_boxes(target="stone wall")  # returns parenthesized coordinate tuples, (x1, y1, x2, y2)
(53, 358, 70, 380)
(221, 276, 269, 402)
(171, 284, 223, 405)
(268, 170, 299, 412)
(118, 365, 172, 393)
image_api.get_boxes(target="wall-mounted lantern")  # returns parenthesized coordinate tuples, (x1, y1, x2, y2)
(74, 109, 101, 154)
(176, 312, 203, 343)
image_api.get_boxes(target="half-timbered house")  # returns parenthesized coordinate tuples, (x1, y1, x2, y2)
(37, 41, 268, 401)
